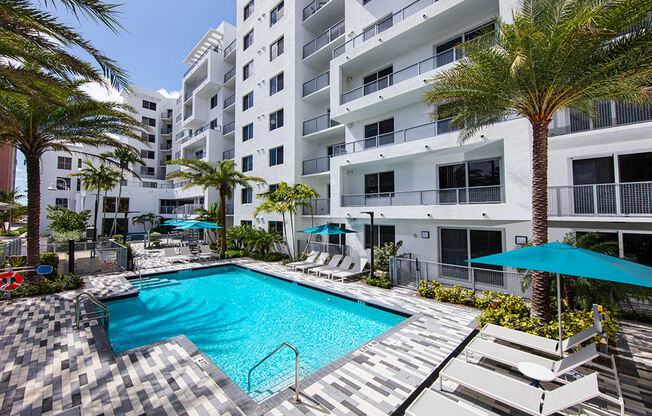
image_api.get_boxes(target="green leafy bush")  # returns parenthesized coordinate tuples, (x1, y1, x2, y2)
(226, 249, 247, 258)
(51, 230, 84, 243)
(46, 206, 90, 234)
(8, 274, 83, 299)
(363, 274, 392, 289)
(39, 252, 59, 279)
(375, 241, 403, 272)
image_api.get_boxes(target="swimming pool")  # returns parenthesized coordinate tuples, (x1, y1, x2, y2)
(105, 265, 406, 400)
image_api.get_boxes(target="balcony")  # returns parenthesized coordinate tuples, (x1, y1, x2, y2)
(159, 143, 172, 151)
(303, 0, 332, 21)
(549, 102, 652, 137)
(548, 182, 652, 217)
(183, 112, 192, 121)
(302, 71, 329, 103)
(160, 127, 172, 135)
(302, 113, 341, 137)
(223, 94, 235, 110)
(175, 130, 186, 141)
(223, 148, 235, 160)
(184, 74, 207, 101)
(223, 121, 235, 135)
(302, 155, 330, 176)
(302, 19, 345, 64)
(184, 45, 220, 77)
(160, 111, 173, 119)
(341, 186, 504, 207)
(175, 114, 182, 123)
(223, 67, 236, 84)
(302, 199, 330, 216)
(223, 39, 236, 58)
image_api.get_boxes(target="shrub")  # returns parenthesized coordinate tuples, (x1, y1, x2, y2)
(364, 274, 392, 289)
(9, 273, 83, 299)
(46, 206, 90, 234)
(226, 249, 247, 258)
(40, 252, 59, 279)
(375, 241, 403, 272)
(125, 243, 134, 271)
(51, 230, 84, 243)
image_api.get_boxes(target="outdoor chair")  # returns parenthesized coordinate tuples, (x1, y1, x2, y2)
(406, 389, 486, 416)
(439, 358, 622, 416)
(294, 252, 328, 272)
(197, 244, 218, 259)
(331, 258, 368, 282)
(318, 256, 354, 278)
(164, 247, 192, 263)
(308, 255, 342, 276)
(286, 251, 319, 270)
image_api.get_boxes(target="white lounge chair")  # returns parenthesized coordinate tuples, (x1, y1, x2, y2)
(178, 246, 196, 260)
(164, 247, 193, 263)
(465, 338, 599, 379)
(479, 305, 602, 356)
(439, 358, 614, 416)
(318, 256, 354, 278)
(295, 252, 328, 272)
(308, 255, 342, 275)
(197, 244, 218, 259)
(406, 389, 487, 416)
(332, 258, 368, 282)
(287, 251, 319, 270)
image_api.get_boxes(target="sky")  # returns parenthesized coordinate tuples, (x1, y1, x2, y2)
(14, 0, 237, 192)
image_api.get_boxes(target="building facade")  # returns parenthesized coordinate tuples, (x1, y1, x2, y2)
(39, 0, 652, 270)
(0, 145, 16, 194)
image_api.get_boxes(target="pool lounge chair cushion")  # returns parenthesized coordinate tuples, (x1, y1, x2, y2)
(295, 253, 329, 271)
(332, 258, 368, 281)
(406, 389, 486, 416)
(197, 245, 218, 258)
(318, 256, 353, 277)
(287, 251, 319, 269)
(164, 247, 192, 262)
(308, 255, 342, 275)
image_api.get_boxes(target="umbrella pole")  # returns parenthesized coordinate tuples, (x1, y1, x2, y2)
(557, 273, 563, 359)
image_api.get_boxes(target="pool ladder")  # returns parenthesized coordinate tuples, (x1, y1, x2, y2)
(247, 342, 301, 403)
(74, 292, 109, 329)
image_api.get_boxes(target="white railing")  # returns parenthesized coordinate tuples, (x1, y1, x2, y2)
(302, 199, 330, 215)
(548, 101, 652, 136)
(303, 19, 345, 59)
(303, 71, 329, 97)
(341, 185, 504, 207)
(391, 256, 529, 298)
(548, 182, 652, 217)
(302, 113, 340, 136)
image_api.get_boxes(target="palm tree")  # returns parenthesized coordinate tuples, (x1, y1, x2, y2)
(131, 213, 160, 248)
(70, 161, 119, 240)
(294, 184, 319, 255)
(0, 0, 129, 96)
(167, 159, 265, 253)
(246, 228, 284, 254)
(255, 186, 291, 255)
(0, 85, 145, 271)
(99, 169, 120, 236)
(424, 0, 651, 321)
(0, 189, 25, 233)
(100, 148, 144, 236)
(194, 203, 220, 244)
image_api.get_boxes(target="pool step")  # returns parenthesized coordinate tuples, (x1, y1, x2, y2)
(136, 277, 179, 290)
(249, 362, 313, 402)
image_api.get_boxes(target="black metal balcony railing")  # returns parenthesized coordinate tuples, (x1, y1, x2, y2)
(160, 143, 172, 151)
(160, 127, 172, 135)
(333, 0, 439, 59)
(548, 182, 652, 217)
(332, 118, 459, 155)
(302, 155, 330, 175)
(302, 113, 340, 136)
(340, 185, 504, 207)
(183, 112, 191, 121)
(303, 19, 345, 59)
(175, 130, 185, 140)
(175, 114, 182, 123)
(549, 102, 652, 136)
(223, 121, 235, 134)
(303, 0, 332, 21)
(302, 199, 330, 215)
(184, 74, 207, 101)
(193, 122, 220, 137)
(223, 148, 235, 160)
(223, 94, 235, 109)
(223, 39, 236, 57)
(303, 72, 330, 97)
(224, 67, 236, 83)
(184, 45, 220, 77)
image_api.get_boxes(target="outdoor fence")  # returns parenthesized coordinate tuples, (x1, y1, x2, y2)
(43, 240, 128, 275)
(548, 182, 652, 217)
(390, 256, 530, 298)
(297, 240, 356, 257)
(0, 238, 23, 264)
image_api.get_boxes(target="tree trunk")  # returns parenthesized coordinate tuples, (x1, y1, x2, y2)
(289, 211, 296, 259)
(219, 191, 227, 254)
(25, 153, 42, 283)
(101, 191, 108, 237)
(110, 172, 123, 237)
(563, 276, 574, 311)
(530, 120, 552, 321)
(281, 211, 291, 256)
(93, 191, 100, 241)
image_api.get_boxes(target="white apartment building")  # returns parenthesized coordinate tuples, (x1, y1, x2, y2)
(40, 0, 652, 273)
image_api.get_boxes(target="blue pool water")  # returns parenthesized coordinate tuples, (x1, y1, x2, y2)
(106, 266, 405, 399)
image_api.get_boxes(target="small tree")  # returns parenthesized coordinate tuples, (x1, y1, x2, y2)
(131, 213, 160, 248)
(246, 228, 284, 254)
(0, 189, 25, 233)
(46, 206, 90, 241)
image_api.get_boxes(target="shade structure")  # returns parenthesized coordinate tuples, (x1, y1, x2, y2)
(299, 224, 356, 235)
(174, 221, 222, 230)
(161, 219, 187, 226)
(468, 242, 652, 357)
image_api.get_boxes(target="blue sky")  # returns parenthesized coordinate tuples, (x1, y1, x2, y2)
(15, 0, 237, 192)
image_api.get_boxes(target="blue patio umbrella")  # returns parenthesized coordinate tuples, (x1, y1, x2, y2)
(174, 221, 222, 230)
(299, 224, 356, 235)
(468, 242, 652, 356)
(161, 218, 187, 226)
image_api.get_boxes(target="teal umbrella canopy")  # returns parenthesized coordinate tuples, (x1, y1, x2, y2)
(299, 224, 356, 235)
(162, 219, 187, 226)
(174, 221, 222, 230)
(467, 242, 652, 288)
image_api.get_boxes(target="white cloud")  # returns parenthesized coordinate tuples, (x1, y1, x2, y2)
(80, 80, 123, 103)
(157, 89, 181, 99)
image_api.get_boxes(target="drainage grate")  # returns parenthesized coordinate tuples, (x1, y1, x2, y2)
(194, 356, 209, 368)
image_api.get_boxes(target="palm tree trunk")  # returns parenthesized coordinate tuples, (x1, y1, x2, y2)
(530, 120, 551, 321)
(101, 190, 108, 237)
(219, 191, 227, 253)
(110, 172, 123, 236)
(25, 153, 42, 282)
(281, 211, 291, 256)
(289, 211, 296, 259)
(93, 191, 100, 241)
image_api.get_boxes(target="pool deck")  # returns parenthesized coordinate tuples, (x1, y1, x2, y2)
(1, 248, 650, 415)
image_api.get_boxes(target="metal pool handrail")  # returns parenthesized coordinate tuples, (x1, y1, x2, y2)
(248, 342, 301, 403)
(74, 292, 109, 329)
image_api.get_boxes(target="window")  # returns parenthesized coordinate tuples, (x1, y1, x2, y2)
(242, 123, 254, 142)
(434, 23, 495, 67)
(144, 133, 156, 143)
(140, 166, 155, 176)
(269, 109, 284, 130)
(438, 159, 502, 203)
(269, 146, 283, 166)
(104, 197, 129, 213)
(77, 159, 82, 168)
(57, 156, 72, 170)
(328, 222, 347, 246)
(194, 150, 205, 159)
(210, 94, 218, 109)
(207, 119, 217, 130)
(269, 221, 283, 234)
(270, 36, 284, 61)
(363, 66, 393, 96)
(364, 224, 395, 249)
(270, 72, 284, 95)
(439, 228, 503, 284)
(364, 118, 394, 148)
(241, 187, 253, 204)
(140, 150, 155, 159)
(243, 60, 253, 80)
(54, 198, 68, 209)
(244, 30, 254, 50)
(56, 177, 71, 190)
(623, 233, 652, 267)
(142, 116, 156, 127)
(269, 183, 279, 193)
(241, 220, 253, 227)
(242, 91, 254, 111)
(242, 155, 253, 172)
(142, 100, 157, 110)
(270, 1, 284, 26)
(243, 0, 254, 20)
(328, 143, 346, 157)
(364, 171, 394, 195)
(76, 179, 81, 191)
